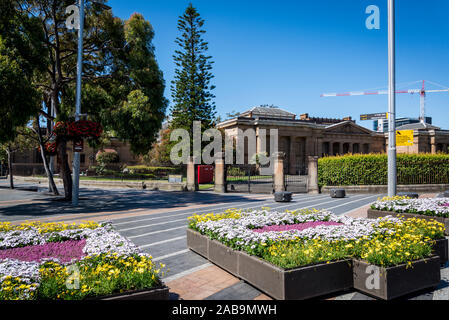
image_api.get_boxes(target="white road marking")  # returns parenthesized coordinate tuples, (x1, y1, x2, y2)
(117, 218, 187, 232)
(162, 263, 212, 283)
(111, 200, 275, 226)
(153, 249, 190, 262)
(139, 236, 186, 249)
(128, 226, 186, 239)
(325, 195, 378, 211)
(111, 193, 328, 226)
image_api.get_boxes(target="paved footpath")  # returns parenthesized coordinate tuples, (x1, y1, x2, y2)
(0, 184, 448, 300)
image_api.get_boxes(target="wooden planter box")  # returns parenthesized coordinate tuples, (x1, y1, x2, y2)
(187, 228, 444, 300)
(93, 286, 170, 300)
(367, 208, 449, 236)
(187, 229, 353, 300)
(238, 252, 353, 300)
(353, 257, 441, 300)
(432, 238, 448, 265)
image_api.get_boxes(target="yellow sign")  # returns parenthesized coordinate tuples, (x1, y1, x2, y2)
(396, 130, 414, 147)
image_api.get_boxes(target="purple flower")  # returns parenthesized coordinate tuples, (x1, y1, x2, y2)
(252, 221, 343, 233)
(0, 240, 86, 264)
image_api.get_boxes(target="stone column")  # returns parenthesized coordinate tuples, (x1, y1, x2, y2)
(289, 137, 296, 175)
(273, 152, 285, 193)
(307, 156, 319, 194)
(214, 153, 226, 193)
(187, 157, 198, 192)
(431, 143, 437, 154)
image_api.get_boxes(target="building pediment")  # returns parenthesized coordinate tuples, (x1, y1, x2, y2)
(324, 121, 373, 135)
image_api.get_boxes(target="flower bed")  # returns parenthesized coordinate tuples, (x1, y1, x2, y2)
(188, 208, 445, 300)
(369, 196, 449, 237)
(0, 221, 167, 300)
(371, 196, 449, 218)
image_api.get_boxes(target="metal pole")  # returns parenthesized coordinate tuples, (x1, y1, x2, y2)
(72, 0, 84, 206)
(387, 0, 397, 197)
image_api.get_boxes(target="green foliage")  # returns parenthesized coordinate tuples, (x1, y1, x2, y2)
(96, 150, 119, 165)
(170, 3, 216, 144)
(318, 153, 449, 186)
(0, 0, 45, 143)
(144, 127, 172, 166)
(37, 254, 164, 300)
(101, 14, 167, 155)
(126, 165, 182, 176)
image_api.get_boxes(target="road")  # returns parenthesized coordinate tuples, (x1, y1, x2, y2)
(1, 183, 448, 300)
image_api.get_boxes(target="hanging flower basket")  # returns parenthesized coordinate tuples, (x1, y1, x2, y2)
(52, 121, 103, 140)
(67, 121, 103, 139)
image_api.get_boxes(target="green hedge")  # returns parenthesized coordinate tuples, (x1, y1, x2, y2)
(318, 154, 449, 187)
(126, 166, 182, 176)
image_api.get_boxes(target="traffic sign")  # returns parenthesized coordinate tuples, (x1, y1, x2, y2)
(73, 139, 84, 152)
(360, 113, 388, 121)
(396, 130, 414, 147)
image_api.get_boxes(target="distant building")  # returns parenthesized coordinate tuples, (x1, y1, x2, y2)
(374, 117, 433, 133)
(385, 122, 449, 154)
(218, 106, 385, 174)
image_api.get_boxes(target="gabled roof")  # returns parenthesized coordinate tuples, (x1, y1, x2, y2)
(397, 122, 441, 131)
(324, 121, 375, 135)
(240, 106, 296, 120)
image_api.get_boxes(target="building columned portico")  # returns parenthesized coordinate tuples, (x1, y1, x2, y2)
(218, 106, 385, 174)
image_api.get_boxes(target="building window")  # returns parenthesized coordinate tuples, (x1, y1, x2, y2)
(363, 144, 370, 154)
(332, 143, 340, 156)
(353, 143, 360, 154)
(80, 154, 86, 164)
(322, 142, 330, 156)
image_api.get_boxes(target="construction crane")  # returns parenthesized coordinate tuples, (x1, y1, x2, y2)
(321, 80, 449, 123)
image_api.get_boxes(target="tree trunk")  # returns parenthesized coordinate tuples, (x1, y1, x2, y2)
(57, 140, 72, 200)
(7, 148, 14, 189)
(35, 118, 59, 196)
(39, 146, 59, 196)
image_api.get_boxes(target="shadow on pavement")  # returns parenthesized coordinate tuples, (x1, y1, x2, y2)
(0, 188, 269, 221)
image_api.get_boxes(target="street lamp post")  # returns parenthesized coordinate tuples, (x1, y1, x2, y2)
(72, 0, 85, 206)
(69, 1, 110, 206)
(387, 0, 397, 197)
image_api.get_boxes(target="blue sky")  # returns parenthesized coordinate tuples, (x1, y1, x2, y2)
(108, 0, 449, 130)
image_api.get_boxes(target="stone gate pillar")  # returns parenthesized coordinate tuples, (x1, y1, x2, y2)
(187, 157, 199, 192)
(214, 152, 226, 193)
(307, 156, 319, 194)
(274, 152, 285, 193)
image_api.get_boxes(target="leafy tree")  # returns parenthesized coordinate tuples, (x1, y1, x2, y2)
(145, 127, 172, 166)
(170, 3, 216, 155)
(12, 2, 167, 200)
(0, 0, 45, 143)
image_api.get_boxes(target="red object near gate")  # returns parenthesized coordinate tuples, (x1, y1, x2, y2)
(197, 165, 214, 184)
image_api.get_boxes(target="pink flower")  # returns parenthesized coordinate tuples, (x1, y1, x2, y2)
(0, 240, 86, 263)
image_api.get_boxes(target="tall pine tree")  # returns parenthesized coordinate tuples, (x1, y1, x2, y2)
(170, 3, 216, 150)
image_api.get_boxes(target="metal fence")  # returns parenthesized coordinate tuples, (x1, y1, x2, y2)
(284, 163, 308, 193)
(226, 164, 274, 194)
